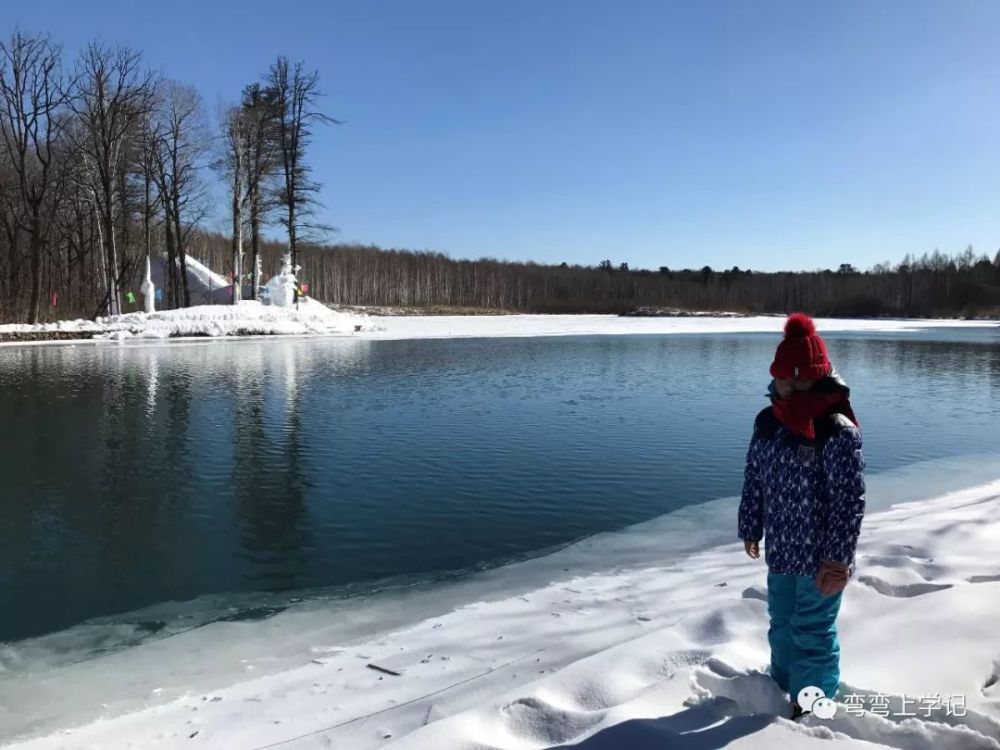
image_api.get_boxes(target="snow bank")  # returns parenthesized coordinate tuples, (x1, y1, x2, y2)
(5, 477, 1000, 749)
(0, 300, 374, 341)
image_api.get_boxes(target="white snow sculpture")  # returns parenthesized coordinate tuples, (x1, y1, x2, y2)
(263, 252, 300, 308)
(141, 256, 156, 313)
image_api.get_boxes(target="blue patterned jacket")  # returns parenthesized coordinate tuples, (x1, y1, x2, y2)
(738, 381, 866, 577)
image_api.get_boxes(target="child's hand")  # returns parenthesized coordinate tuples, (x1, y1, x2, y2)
(816, 560, 850, 596)
(743, 540, 760, 559)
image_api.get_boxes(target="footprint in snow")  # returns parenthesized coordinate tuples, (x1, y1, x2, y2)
(825, 683, 1000, 748)
(968, 574, 1000, 584)
(854, 575, 952, 598)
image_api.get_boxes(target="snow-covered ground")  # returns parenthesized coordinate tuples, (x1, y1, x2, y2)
(2, 312, 997, 346)
(0, 300, 373, 342)
(360, 314, 999, 341)
(4, 477, 999, 750)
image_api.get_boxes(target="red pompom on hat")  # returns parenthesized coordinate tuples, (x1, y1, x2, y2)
(770, 312, 831, 380)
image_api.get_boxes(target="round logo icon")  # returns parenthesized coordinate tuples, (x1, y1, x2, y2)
(812, 697, 838, 720)
(797, 686, 825, 712)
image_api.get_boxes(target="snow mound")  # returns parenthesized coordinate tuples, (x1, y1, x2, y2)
(0, 300, 375, 341)
(96, 299, 374, 339)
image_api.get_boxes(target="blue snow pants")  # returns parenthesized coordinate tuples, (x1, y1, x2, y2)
(767, 572, 843, 700)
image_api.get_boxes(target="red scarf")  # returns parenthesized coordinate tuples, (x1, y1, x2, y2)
(772, 391, 858, 439)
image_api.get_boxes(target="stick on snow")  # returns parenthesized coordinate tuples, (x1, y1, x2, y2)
(366, 663, 402, 677)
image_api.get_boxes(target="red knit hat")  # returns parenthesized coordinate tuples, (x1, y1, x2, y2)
(770, 313, 831, 380)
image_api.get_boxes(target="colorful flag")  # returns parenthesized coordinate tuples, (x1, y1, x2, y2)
(301, 283, 309, 295)
(126, 291, 136, 304)
(51, 293, 58, 307)
(155, 289, 163, 300)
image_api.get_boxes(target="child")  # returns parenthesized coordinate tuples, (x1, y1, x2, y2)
(738, 312, 865, 718)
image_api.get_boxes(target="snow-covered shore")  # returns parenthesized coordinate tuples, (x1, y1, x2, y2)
(1, 312, 997, 347)
(0, 300, 373, 342)
(4, 479, 999, 750)
(358, 313, 999, 341)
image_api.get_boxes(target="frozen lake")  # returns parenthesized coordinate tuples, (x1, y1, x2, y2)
(2, 324, 1000, 644)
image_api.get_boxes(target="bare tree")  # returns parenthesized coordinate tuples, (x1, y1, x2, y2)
(215, 85, 279, 304)
(71, 41, 156, 316)
(241, 83, 277, 300)
(0, 31, 71, 322)
(0, 136, 22, 312)
(218, 103, 247, 303)
(265, 57, 336, 270)
(133, 108, 162, 300)
(150, 81, 210, 308)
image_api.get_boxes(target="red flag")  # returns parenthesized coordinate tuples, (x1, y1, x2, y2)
(301, 283, 309, 294)
(51, 293, 58, 307)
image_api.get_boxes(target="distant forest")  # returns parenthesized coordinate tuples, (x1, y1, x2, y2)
(2, 30, 999, 323)
(192, 235, 1000, 318)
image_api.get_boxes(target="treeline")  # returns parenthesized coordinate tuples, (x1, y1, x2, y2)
(190, 234, 1000, 318)
(0, 29, 330, 323)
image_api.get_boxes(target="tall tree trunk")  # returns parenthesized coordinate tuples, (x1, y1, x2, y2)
(99, 179, 121, 317)
(28, 220, 42, 324)
(7, 228, 19, 316)
(287, 200, 296, 270)
(174, 206, 190, 307)
(105, 215, 120, 316)
(231, 170, 243, 304)
(163, 215, 177, 309)
(249, 183, 260, 301)
(92, 199, 109, 317)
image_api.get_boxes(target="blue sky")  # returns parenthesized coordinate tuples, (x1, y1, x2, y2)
(10, 0, 1000, 271)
